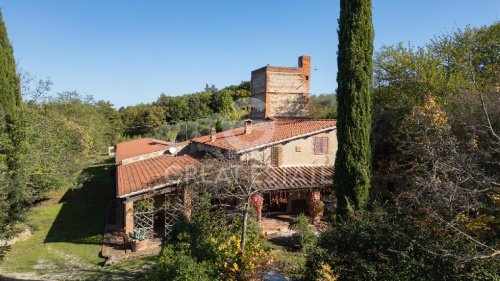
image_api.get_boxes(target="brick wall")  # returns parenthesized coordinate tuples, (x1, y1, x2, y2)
(250, 56, 311, 119)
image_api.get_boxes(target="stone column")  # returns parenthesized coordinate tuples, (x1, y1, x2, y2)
(183, 186, 192, 220)
(250, 193, 264, 223)
(124, 201, 134, 234)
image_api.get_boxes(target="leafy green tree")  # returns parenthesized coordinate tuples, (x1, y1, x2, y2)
(166, 96, 189, 121)
(211, 89, 234, 115)
(120, 103, 163, 136)
(308, 93, 337, 119)
(18, 91, 124, 202)
(187, 92, 213, 120)
(96, 100, 124, 144)
(143, 105, 166, 130)
(334, 0, 374, 216)
(373, 23, 499, 181)
(310, 23, 500, 281)
(289, 213, 316, 251)
(45, 92, 117, 155)
(23, 103, 91, 196)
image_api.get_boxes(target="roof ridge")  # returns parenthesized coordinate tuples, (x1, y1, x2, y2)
(191, 119, 337, 153)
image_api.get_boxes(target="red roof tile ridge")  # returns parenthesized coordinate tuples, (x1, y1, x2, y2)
(190, 119, 336, 152)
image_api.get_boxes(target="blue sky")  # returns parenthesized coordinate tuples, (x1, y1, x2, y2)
(0, 1, 498, 108)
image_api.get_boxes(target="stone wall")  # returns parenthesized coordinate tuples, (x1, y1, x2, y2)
(268, 93, 307, 117)
(250, 56, 311, 119)
(250, 92, 266, 119)
(240, 129, 337, 166)
(280, 130, 337, 166)
(0, 227, 32, 247)
(251, 69, 266, 95)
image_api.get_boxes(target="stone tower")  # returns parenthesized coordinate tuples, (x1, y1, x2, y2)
(250, 56, 311, 119)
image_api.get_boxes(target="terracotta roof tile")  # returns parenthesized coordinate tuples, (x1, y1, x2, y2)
(191, 119, 336, 152)
(115, 138, 171, 163)
(117, 154, 201, 197)
(118, 160, 334, 198)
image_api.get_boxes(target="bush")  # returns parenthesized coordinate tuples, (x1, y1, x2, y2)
(289, 213, 316, 252)
(146, 244, 213, 281)
(147, 193, 273, 280)
(308, 199, 324, 224)
(305, 207, 499, 281)
(216, 234, 273, 281)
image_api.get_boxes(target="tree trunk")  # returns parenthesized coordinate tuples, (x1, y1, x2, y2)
(240, 201, 249, 251)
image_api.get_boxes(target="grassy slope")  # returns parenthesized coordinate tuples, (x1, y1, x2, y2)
(267, 241, 307, 280)
(0, 159, 154, 279)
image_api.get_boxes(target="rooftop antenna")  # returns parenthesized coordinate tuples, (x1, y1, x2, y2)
(168, 142, 177, 155)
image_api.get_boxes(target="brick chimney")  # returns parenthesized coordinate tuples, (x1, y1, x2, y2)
(298, 55, 311, 84)
(210, 127, 217, 142)
(244, 119, 253, 135)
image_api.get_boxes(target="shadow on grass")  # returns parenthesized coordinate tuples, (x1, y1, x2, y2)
(268, 235, 301, 250)
(0, 265, 149, 281)
(0, 246, 10, 261)
(44, 158, 116, 245)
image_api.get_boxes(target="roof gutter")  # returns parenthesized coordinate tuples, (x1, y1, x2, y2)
(117, 181, 180, 199)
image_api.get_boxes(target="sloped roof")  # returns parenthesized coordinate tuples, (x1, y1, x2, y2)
(191, 119, 336, 153)
(117, 154, 201, 197)
(117, 157, 333, 198)
(115, 138, 171, 163)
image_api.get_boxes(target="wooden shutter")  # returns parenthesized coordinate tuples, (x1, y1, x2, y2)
(271, 146, 282, 166)
(314, 137, 329, 154)
(321, 137, 328, 154)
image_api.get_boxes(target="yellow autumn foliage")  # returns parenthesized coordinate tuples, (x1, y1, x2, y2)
(217, 234, 274, 281)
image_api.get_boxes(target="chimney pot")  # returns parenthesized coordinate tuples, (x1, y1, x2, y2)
(210, 127, 217, 142)
(244, 119, 253, 135)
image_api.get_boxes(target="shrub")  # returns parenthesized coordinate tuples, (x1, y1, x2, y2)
(146, 244, 213, 281)
(217, 234, 273, 281)
(289, 213, 316, 252)
(308, 199, 324, 224)
(304, 207, 499, 281)
(147, 192, 273, 280)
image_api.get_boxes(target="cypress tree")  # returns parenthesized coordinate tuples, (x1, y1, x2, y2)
(0, 10, 27, 229)
(334, 0, 374, 216)
(0, 11, 21, 113)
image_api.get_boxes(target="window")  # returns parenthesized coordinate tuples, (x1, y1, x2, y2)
(314, 137, 329, 155)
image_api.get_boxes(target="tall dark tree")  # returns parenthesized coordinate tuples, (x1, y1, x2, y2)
(0, 10, 27, 230)
(333, 0, 374, 216)
(0, 11, 21, 112)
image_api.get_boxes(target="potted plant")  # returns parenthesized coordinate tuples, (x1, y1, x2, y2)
(134, 200, 154, 211)
(130, 229, 147, 252)
(308, 199, 324, 226)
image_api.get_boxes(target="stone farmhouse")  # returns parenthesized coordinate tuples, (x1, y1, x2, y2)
(112, 56, 337, 238)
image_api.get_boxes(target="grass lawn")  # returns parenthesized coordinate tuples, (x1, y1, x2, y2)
(267, 240, 307, 280)
(0, 159, 154, 280)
